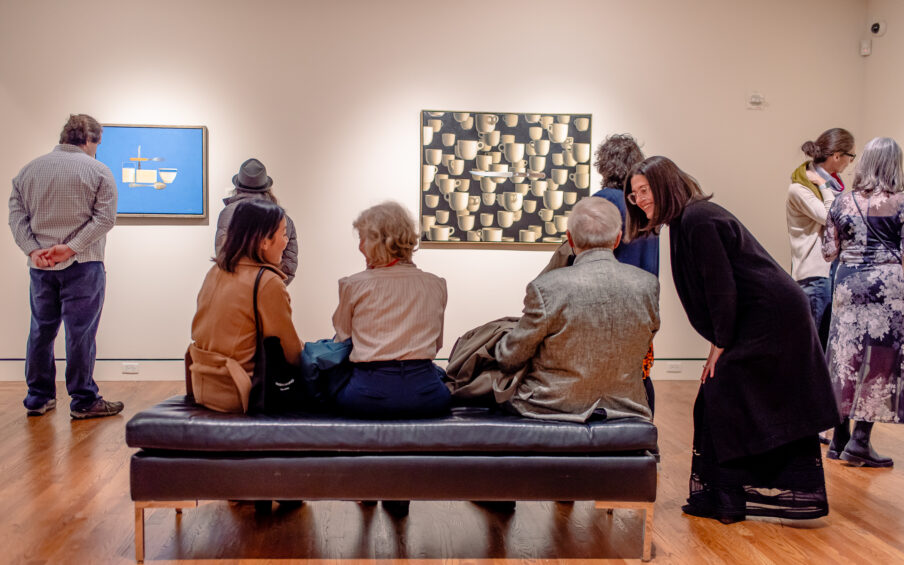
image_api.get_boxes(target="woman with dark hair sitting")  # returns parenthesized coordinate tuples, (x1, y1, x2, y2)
(624, 155, 840, 524)
(189, 199, 302, 414)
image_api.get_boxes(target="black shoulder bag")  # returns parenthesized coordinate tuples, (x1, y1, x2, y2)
(248, 267, 302, 414)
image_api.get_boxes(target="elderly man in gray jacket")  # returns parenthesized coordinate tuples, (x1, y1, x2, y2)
(496, 197, 659, 423)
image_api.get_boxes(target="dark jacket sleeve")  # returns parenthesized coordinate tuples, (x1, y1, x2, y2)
(688, 219, 738, 348)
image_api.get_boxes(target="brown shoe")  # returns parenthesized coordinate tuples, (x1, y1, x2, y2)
(70, 398, 124, 420)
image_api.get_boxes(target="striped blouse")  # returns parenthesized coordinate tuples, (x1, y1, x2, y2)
(332, 262, 447, 363)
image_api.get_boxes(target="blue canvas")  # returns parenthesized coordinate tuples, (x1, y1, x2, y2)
(96, 125, 207, 217)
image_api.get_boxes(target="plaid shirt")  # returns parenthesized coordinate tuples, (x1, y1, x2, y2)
(9, 144, 117, 270)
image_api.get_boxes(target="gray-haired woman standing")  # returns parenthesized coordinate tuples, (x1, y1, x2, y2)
(823, 137, 904, 467)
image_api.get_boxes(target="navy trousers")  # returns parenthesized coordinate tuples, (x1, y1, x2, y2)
(336, 360, 451, 419)
(24, 261, 105, 411)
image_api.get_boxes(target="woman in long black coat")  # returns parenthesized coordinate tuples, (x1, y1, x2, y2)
(624, 156, 840, 524)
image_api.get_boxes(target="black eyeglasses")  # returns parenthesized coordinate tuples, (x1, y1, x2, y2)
(844, 152, 856, 159)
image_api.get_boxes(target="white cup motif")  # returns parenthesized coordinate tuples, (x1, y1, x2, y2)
(467, 230, 482, 241)
(460, 116, 474, 130)
(442, 133, 456, 147)
(480, 213, 495, 227)
(503, 114, 519, 127)
(457, 214, 476, 231)
(425, 149, 443, 166)
(482, 192, 496, 205)
(529, 139, 550, 156)
(547, 122, 569, 143)
(480, 177, 498, 193)
(538, 116, 555, 128)
(501, 142, 525, 163)
(529, 126, 544, 141)
(529, 155, 547, 172)
(543, 189, 565, 210)
(422, 126, 434, 145)
(430, 225, 454, 241)
(551, 168, 568, 185)
(475, 154, 492, 171)
(503, 191, 523, 212)
(448, 191, 470, 211)
(480, 130, 500, 148)
(456, 140, 484, 160)
(482, 227, 503, 242)
(545, 221, 558, 235)
(497, 210, 514, 228)
(573, 143, 591, 163)
(452, 112, 470, 122)
(519, 229, 537, 243)
(514, 183, 530, 195)
(447, 159, 465, 176)
(554, 214, 569, 232)
(539, 208, 554, 221)
(434, 173, 448, 188)
(476, 113, 499, 133)
(551, 152, 564, 166)
(425, 194, 440, 208)
(439, 177, 460, 195)
(422, 164, 438, 183)
(523, 199, 537, 213)
(530, 179, 548, 197)
(524, 113, 541, 123)
(529, 224, 543, 237)
(468, 195, 481, 212)
(428, 118, 443, 132)
(564, 191, 578, 205)
(574, 117, 589, 131)
(435, 210, 450, 223)
(422, 215, 436, 232)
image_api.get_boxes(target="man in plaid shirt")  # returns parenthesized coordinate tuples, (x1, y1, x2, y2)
(8, 114, 124, 419)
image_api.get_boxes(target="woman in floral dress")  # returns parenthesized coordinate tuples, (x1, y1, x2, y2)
(823, 137, 904, 468)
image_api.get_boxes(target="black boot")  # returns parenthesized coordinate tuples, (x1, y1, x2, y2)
(826, 419, 850, 460)
(840, 421, 893, 468)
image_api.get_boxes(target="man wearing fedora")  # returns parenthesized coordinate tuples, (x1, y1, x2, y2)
(8, 114, 124, 419)
(215, 158, 298, 284)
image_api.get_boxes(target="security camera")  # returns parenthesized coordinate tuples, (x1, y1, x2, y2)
(870, 20, 887, 37)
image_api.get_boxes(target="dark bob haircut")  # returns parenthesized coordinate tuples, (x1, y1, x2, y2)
(593, 134, 645, 190)
(624, 156, 710, 241)
(215, 199, 285, 272)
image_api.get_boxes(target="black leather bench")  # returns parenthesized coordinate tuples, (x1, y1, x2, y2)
(126, 395, 658, 562)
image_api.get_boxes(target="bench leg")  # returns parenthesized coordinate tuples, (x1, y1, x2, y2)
(134, 506, 144, 563)
(595, 501, 655, 561)
(134, 501, 198, 563)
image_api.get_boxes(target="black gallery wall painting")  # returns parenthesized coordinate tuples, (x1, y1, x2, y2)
(419, 110, 592, 247)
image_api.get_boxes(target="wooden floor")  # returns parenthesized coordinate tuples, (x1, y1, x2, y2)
(2, 381, 902, 564)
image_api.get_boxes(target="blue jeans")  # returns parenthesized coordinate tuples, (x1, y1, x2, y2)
(336, 360, 451, 419)
(798, 276, 831, 350)
(24, 261, 105, 411)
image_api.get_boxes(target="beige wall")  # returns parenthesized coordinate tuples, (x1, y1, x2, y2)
(864, 0, 904, 143)
(0, 0, 870, 379)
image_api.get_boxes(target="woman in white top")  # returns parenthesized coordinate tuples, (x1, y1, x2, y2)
(786, 127, 855, 347)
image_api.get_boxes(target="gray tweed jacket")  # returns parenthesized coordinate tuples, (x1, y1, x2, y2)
(496, 247, 659, 422)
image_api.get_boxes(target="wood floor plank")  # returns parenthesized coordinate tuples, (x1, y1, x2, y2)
(1, 380, 902, 564)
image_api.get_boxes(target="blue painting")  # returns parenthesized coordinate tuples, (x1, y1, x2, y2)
(96, 125, 208, 217)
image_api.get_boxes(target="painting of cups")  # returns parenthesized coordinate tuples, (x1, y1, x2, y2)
(420, 110, 591, 246)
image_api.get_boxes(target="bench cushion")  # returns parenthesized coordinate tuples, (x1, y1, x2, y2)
(126, 395, 658, 454)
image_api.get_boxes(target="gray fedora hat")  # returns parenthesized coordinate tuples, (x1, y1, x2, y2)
(232, 158, 273, 191)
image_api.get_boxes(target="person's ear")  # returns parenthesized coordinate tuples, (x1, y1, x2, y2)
(613, 230, 622, 249)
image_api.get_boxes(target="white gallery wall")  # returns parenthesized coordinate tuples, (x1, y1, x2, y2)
(0, 0, 884, 380)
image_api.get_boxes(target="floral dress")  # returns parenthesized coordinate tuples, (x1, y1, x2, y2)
(823, 190, 904, 423)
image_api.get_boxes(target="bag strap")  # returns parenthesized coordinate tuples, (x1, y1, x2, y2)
(253, 267, 266, 341)
(852, 193, 902, 262)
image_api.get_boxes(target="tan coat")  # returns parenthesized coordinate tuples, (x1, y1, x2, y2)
(188, 259, 303, 412)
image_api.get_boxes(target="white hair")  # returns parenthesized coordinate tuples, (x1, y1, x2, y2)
(567, 197, 622, 249)
(852, 137, 904, 194)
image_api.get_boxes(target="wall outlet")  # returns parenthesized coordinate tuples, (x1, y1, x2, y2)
(122, 362, 140, 374)
(666, 362, 682, 373)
